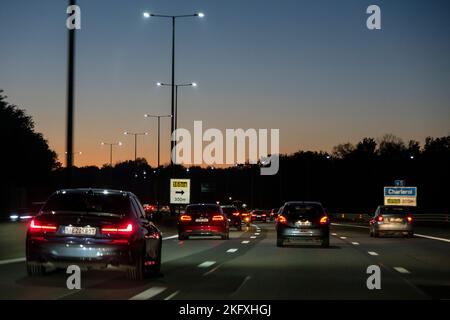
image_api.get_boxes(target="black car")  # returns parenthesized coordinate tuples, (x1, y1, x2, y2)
(26, 189, 162, 280)
(221, 205, 242, 230)
(251, 210, 268, 223)
(276, 201, 330, 247)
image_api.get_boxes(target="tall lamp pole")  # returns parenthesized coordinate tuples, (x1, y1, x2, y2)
(143, 11, 204, 165)
(123, 132, 148, 161)
(101, 142, 122, 166)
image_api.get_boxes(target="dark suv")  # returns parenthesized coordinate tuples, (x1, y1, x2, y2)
(276, 201, 330, 247)
(221, 205, 242, 230)
(26, 189, 162, 280)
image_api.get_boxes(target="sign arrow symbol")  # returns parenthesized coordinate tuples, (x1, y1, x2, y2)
(175, 190, 185, 195)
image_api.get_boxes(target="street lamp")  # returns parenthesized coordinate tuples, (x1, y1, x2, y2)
(144, 114, 172, 168)
(101, 142, 122, 166)
(143, 11, 204, 165)
(157, 82, 197, 163)
(123, 132, 148, 161)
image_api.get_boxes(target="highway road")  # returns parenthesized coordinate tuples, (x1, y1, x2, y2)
(0, 220, 449, 300)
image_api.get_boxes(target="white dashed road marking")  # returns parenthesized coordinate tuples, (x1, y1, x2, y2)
(394, 267, 411, 274)
(241, 241, 250, 244)
(129, 287, 167, 300)
(226, 248, 238, 253)
(198, 261, 216, 268)
(351, 242, 359, 245)
(368, 251, 379, 256)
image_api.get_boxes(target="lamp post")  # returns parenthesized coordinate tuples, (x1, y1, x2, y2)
(101, 142, 122, 166)
(143, 11, 204, 165)
(157, 82, 197, 163)
(123, 132, 148, 161)
(144, 114, 172, 168)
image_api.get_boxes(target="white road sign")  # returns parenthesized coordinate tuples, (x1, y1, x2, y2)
(170, 179, 191, 204)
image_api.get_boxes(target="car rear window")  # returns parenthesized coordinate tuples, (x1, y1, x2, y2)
(186, 205, 221, 215)
(283, 204, 323, 218)
(380, 207, 411, 215)
(42, 193, 131, 216)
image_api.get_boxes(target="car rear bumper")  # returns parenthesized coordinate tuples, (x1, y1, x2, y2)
(373, 223, 413, 233)
(27, 237, 134, 267)
(278, 227, 329, 240)
(179, 225, 227, 237)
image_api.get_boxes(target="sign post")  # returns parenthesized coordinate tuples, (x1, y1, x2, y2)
(170, 179, 191, 205)
(383, 186, 417, 206)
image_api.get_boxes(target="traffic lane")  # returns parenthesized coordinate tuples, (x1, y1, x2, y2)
(59, 225, 260, 300)
(215, 222, 427, 299)
(0, 226, 247, 299)
(0, 222, 28, 260)
(331, 224, 450, 299)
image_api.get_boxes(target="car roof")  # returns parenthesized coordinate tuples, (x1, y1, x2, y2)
(54, 189, 132, 197)
(284, 201, 323, 206)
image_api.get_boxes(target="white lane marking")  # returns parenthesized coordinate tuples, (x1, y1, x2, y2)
(340, 236, 347, 239)
(415, 234, 450, 243)
(203, 264, 221, 276)
(226, 248, 238, 253)
(368, 251, 379, 256)
(333, 223, 450, 243)
(0, 257, 25, 266)
(241, 240, 250, 244)
(198, 261, 216, 268)
(232, 275, 252, 295)
(254, 233, 260, 236)
(331, 233, 337, 236)
(351, 242, 360, 246)
(162, 235, 178, 241)
(129, 286, 167, 300)
(394, 267, 411, 274)
(164, 290, 180, 300)
(250, 236, 256, 239)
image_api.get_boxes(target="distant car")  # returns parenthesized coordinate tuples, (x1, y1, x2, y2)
(240, 208, 252, 226)
(251, 210, 267, 223)
(269, 208, 280, 221)
(26, 189, 162, 280)
(369, 205, 414, 238)
(143, 204, 161, 221)
(276, 201, 330, 247)
(178, 204, 229, 240)
(9, 202, 44, 221)
(221, 205, 242, 231)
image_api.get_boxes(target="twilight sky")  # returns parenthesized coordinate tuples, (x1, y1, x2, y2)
(1, 0, 449, 167)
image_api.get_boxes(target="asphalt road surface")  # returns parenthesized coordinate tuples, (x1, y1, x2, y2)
(0, 221, 449, 300)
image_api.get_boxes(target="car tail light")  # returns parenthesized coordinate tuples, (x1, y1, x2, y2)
(377, 215, 384, 222)
(212, 215, 225, 221)
(277, 215, 287, 224)
(406, 216, 413, 223)
(29, 219, 57, 233)
(262, 213, 266, 217)
(101, 223, 134, 235)
(232, 212, 240, 216)
(319, 216, 329, 225)
(180, 215, 192, 222)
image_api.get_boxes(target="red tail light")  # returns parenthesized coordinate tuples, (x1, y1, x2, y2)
(277, 215, 287, 224)
(180, 215, 192, 222)
(319, 216, 329, 225)
(406, 216, 413, 223)
(29, 219, 57, 233)
(232, 212, 240, 216)
(101, 223, 134, 235)
(262, 213, 267, 217)
(212, 215, 225, 221)
(377, 215, 384, 222)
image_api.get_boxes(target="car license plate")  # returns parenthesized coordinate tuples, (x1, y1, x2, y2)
(295, 221, 311, 227)
(64, 226, 96, 236)
(195, 218, 209, 223)
(389, 218, 403, 223)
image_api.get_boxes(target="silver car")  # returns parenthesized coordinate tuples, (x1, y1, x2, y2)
(369, 205, 414, 238)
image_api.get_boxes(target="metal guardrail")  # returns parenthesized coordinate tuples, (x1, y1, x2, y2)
(333, 213, 450, 223)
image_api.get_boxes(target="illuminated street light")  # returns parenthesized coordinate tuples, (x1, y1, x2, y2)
(101, 142, 122, 166)
(143, 10, 204, 165)
(123, 132, 149, 161)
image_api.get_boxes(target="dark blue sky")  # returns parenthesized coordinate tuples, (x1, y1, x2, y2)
(1, 0, 449, 166)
